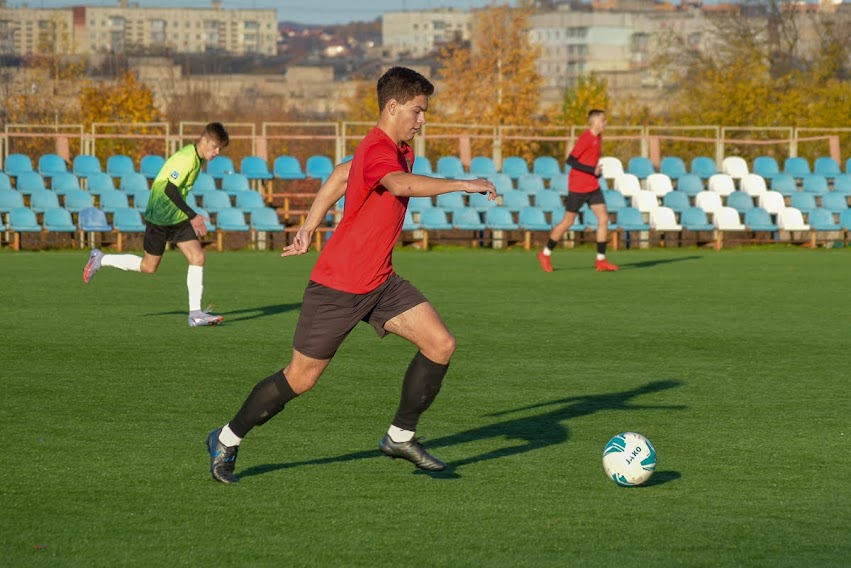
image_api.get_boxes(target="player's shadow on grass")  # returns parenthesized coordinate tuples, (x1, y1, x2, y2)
(143, 303, 301, 323)
(615, 255, 702, 270)
(238, 379, 685, 481)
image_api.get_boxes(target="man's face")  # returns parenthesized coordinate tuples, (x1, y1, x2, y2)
(198, 135, 225, 161)
(590, 113, 607, 133)
(393, 94, 429, 142)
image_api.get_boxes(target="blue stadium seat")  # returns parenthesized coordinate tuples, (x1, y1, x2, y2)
(680, 207, 714, 231)
(0, 188, 24, 213)
(519, 206, 551, 231)
(4, 154, 34, 177)
(206, 156, 235, 180)
(203, 191, 233, 213)
(437, 156, 465, 179)
(72, 155, 102, 179)
(847, 158, 851, 174)
(436, 192, 466, 214)
(744, 207, 778, 232)
(549, 172, 569, 194)
(99, 190, 130, 213)
(518, 173, 545, 194)
(821, 192, 848, 213)
(501, 156, 529, 180)
(533, 156, 561, 181)
(490, 173, 514, 195)
(273, 156, 307, 180)
(0, 172, 11, 191)
(452, 207, 486, 231)
(120, 173, 149, 193)
(501, 190, 530, 213)
(216, 208, 249, 231)
(784, 157, 811, 178)
(240, 156, 273, 181)
(628, 157, 655, 180)
(662, 191, 690, 213)
(769, 173, 797, 196)
(809, 208, 839, 231)
(753, 156, 780, 180)
(690, 156, 717, 179)
(583, 208, 618, 231)
(221, 173, 251, 196)
(790, 192, 816, 215)
(140, 155, 166, 180)
(249, 207, 285, 232)
(660, 156, 687, 180)
(38, 154, 68, 179)
(468, 192, 496, 213)
(485, 207, 519, 230)
(16, 171, 46, 195)
(407, 196, 432, 214)
(63, 189, 94, 213)
(191, 172, 217, 195)
(726, 191, 755, 214)
(236, 190, 265, 212)
(814, 157, 841, 180)
(113, 207, 146, 233)
(43, 207, 77, 232)
(132, 190, 150, 211)
(602, 189, 627, 213)
(802, 174, 828, 195)
(841, 209, 851, 230)
(9, 207, 41, 232)
(402, 209, 419, 231)
(536, 190, 564, 213)
(86, 172, 116, 195)
(676, 174, 704, 197)
(78, 207, 112, 232)
(411, 156, 434, 176)
(306, 155, 334, 181)
(107, 155, 136, 179)
(834, 174, 851, 195)
(420, 207, 452, 230)
(50, 172, 80, 195)
(470, 156, 497, 177)
(30, 189, 60, 213)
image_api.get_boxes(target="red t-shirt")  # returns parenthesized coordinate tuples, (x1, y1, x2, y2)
(310, 127, 412, 294)
(567, 129, 602, 193)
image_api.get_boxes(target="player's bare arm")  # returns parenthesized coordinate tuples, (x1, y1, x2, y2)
(281, 160, 352, 257)
(381, 171, 496, 200)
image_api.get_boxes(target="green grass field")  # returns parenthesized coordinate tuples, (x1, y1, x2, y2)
(2, 248, 849, 566)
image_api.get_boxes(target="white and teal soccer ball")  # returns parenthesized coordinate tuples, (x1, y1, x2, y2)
(602, 432, 656, 486)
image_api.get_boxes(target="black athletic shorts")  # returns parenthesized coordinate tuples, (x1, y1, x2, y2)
(565, 189, 606, 213)
(293, 274, 429, 360)
(143, 220, 198, 256)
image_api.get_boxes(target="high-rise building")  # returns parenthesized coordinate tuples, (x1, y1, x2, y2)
(382, 9, 472, 59)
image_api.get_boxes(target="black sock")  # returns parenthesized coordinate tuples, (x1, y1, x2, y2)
(391, 351, 449, 432)
(597, 241, 607, 256)
(546, 238, 558, 251)
(228, 370, 297, 439)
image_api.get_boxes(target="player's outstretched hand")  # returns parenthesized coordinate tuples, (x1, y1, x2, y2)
(464, 178, 497, 200)
(190, 214, 209, 238)
(281, 227, 313, 257)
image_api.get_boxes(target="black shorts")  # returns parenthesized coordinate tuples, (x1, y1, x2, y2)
(293, 274, 429, 360)
(565, 189, 605, 213)
(143, 220, 198, 256)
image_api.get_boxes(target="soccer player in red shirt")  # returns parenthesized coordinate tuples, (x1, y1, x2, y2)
(205, 67, 496, 483)
(537, 109, 618, 272)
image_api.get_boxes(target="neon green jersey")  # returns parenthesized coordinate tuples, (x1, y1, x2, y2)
(145, 144, 204, 226)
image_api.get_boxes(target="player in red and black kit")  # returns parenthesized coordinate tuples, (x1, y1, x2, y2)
(537, 109, 618, 272)
(205, 67, 496, 483)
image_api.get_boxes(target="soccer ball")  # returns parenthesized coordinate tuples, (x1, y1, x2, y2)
(602, 432, 656, 486)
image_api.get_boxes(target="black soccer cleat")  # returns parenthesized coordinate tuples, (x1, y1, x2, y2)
(379, 434, 446, 471)
(206, 428, 240, 484)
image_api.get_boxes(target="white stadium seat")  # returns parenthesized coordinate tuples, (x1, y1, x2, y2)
(741, 173, 768, 197)
(599, 156, 624, 180)
(632, 190, 659, 213)
(695, 191, 724, 216)
(708, 174, 736, 197)
(713, 206, 746, 231)
(649, 206, 682, 231)
(722, 156, 749, 179)
(777, 207, 810, 231)
(614, 173, 641, 197)
(646, 173, 674, 198)
(758, 191, 786, 215)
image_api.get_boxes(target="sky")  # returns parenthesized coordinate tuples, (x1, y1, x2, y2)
(8, 0, 511, 25)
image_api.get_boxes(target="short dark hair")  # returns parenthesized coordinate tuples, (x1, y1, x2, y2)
(377, 67, 435, 112)
(202, 122, 229, 147)
(588, 109, 606, 120)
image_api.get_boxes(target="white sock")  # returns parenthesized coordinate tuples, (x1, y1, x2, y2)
(218, 424, 242, 447)
(596, 253, 606, 261)
(102, 254, 142, 272)
(187, 265, 203, 312)
(542, 247, 552, 257)
(387, 425, 415, 443)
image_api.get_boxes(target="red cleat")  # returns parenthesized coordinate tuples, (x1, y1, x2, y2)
(595, 258, 619, 272)
(537, 251, 553, 272)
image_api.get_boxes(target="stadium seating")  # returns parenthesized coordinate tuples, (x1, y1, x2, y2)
(407, 196, 432, 214)
(614, 174, 641, 198)
(4, 154, 34, 177)
(192, 207, 215, 232)
(132, 190, 150, 211)
(615, 206, 650, 232)
(801, 174, 828, 195)
(840, 209, 851, 231)
(86, 173, 116, 195)
(518, 173, 545, 194)
(411, 156, 434, 176)
(236, 190, 265, 212)
(632, 190, 659, 214)
(501, 190, 530, 212)
(436, 192, 466, 214)
(249, 207, 285, 232)
(646, 173, 673, 198)
(533, 156, 561, 181)
(501, 156, 530, 180)
(470, 156, 497, 177)
(753, 156, 780, 180)
(72, 155, 102, 179)
(51, 172, 80, 195)
(721, 157, 749, 179)
(789, 192, 816, 215)
(784, 157, 811, 178)
(769, 174, 796, 196)
(490, 173, 513, 195)
(16, 172, 46, 195)
(744, 207, 778, 232)
(676, 174, 704, 197)
(0, 172, 10, 191)
(649, 207, 682, 232)
(64, 189, 95, 213)
(203, 191, 234, 213)
(835, 174, 851, 195)
(820, 192, 848, 213)
(9, 207, 42, 232)
(402, 210, 419, 231)
(581, 206, 615, 231)
(808, 208, 840, 231)
(222, 173, 251, 196)
(420, 207, 452, 230)
(535, 190, 563, 213)
(599, 156, 624, 180)
(713, 207, 746, 231)
(273, 156, 307, 180)
(518, 206, 551, 231)
(740, 173, 768, 197)
(113, 207, 146, 232)
(30, 189, 60, 213)
(437, 156, 465, 178)
(453, 207, 486, 231)
(814, 157, 841, 180)
(306, 155, 335, 182)
(107, 155, 136, 179)
(660, 156, 687, 180)
(0, 188, 24, 213)
(38, 154, 68, 179)
(777, 207, 809, 231)
(468, 191, 497, 213)
(216, 208, 250, 231)
(758, 191, 786, 215)
(99, 190, 130, 213)
(240, 156, 273, 181)
(708, 174, 736, 197)
(662, 191, 690, 213)
(690, 156, 717, 179)
(485, 207, 519, 231)
(726, 191, 755, 214)
(120, 173, 149, 193)
(627, 157, 655, 180)
(43, 207, 77, 232)
(78, 207, 112, 232)
(207, 156, 235, 180)
(191, 172, 217, 195)
(694, 191, 723, 217)
(680, 207, 714, 232)
(140, 155, 166, 180)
